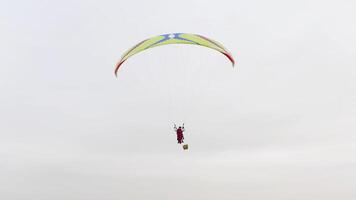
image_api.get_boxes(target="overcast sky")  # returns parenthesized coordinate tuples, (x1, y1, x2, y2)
(1, 0, 356, 199)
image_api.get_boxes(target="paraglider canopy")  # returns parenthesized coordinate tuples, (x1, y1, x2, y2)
(115, 33, 235, 76)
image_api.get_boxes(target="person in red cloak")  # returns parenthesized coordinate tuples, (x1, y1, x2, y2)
(174, 124, 185, 144)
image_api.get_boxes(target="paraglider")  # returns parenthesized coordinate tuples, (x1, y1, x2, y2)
(174, 123, 185, 144)
(114, 33, 235, 76)
(114, 33, 235, 150)
(174, 123, 189, 150)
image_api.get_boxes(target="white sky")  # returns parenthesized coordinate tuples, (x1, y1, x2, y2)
(1, 0, 356, 199)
